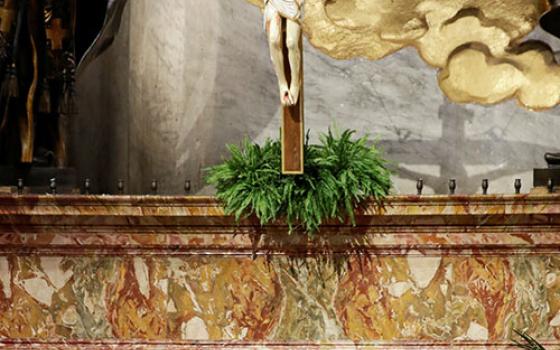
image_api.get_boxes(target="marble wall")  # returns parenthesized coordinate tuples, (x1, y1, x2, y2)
(73, 1, 560, 195)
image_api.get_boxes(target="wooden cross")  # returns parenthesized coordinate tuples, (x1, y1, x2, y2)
(46, 18, 67, 50)
(281, 23, 304, 175)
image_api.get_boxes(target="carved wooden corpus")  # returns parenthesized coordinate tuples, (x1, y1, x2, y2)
(281, 21, 303, 175)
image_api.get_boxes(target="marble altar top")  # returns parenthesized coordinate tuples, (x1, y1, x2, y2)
(0, 194, 559, 256)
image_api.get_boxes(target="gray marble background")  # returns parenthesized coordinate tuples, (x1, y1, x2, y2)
(73, 0, 560, 195)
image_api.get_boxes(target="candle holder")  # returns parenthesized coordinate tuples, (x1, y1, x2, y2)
(49, 178, 57, 195)
(151, 180, 158, 195)
(514, 179, 522, 194)
(117, 179, 125, 195)
(84, 178, 91, 195)
(482, 179, 489, 195)
(448, 179, 456, 195)
(416, 179, 423, 195)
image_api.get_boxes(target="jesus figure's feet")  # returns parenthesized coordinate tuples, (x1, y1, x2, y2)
(289, 83, 300, 106)
(279, 85, 294, 106)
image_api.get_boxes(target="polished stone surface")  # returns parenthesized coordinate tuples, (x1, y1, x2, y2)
(0, 194, 560, 348)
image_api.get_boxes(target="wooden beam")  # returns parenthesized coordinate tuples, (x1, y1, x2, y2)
(281, 24, 304, 175)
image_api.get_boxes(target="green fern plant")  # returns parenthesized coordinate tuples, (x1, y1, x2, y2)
(206, 129, 392, 236)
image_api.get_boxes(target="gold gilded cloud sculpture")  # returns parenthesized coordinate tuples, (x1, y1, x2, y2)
(245, 0, 560, 110)
(439, 41, 560, 110)
(248, 0, 545, 62)
(305, 0, 431, 60)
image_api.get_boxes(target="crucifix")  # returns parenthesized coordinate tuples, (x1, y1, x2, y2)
(264, 0, 304, 174)
(45, 18, 68, 50)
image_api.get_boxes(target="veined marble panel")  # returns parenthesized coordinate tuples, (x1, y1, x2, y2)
(0, 255, 559, 348)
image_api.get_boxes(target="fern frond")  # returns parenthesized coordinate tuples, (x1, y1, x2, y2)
(513, 330, 546, 350)
(205, 129, 392, 237)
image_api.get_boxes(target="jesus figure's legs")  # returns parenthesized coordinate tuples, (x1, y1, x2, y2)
(265, 8, 293, 106)
(286, 18, 301, 105)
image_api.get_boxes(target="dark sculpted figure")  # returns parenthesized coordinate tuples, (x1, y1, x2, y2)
(0, 0, 127, 168)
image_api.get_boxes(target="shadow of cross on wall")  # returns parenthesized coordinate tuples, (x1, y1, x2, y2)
(378, 100, 560, 194)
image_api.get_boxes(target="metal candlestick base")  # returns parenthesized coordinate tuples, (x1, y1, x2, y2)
(534, 168, 560, 190)
(0, 166, 78, 194)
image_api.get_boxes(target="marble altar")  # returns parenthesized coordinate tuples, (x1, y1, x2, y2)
(0, 194, 559, 348)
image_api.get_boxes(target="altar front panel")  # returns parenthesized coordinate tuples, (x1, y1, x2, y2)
(0, 195, 559, 349)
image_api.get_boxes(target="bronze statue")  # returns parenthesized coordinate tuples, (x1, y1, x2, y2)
(0, 0, 127, 169)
